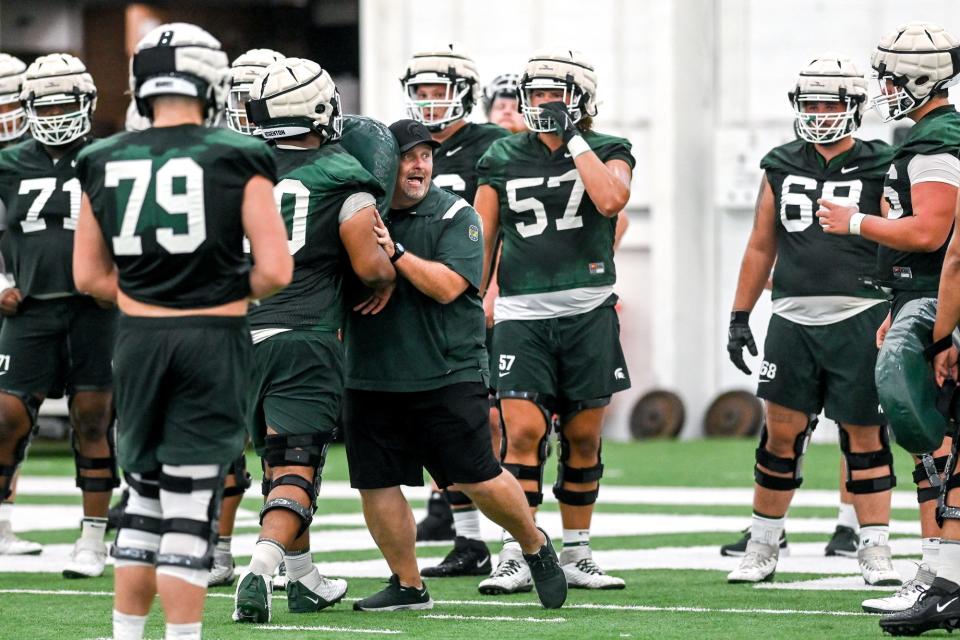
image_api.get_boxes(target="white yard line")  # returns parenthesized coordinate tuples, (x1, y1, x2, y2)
(419, 614, 566, 623)
(254, 624, 401, 634)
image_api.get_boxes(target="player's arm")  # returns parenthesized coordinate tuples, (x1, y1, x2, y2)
(614, 211, 629, 251)
(73, 193, 118, 303)
(339, 202, 395, 288)
(475, 184, 500, 295)
(727, 174, 777, 375)
(373, 226, 468, 305)
(931, 189, 960, 383)
(242, 174, 293, 300)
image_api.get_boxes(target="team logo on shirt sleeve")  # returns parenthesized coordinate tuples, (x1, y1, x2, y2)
(468, 224, 479, 242)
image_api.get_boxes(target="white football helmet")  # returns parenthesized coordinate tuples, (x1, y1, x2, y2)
(871, 22, 960, 122)
(130, 22, 229, 125)
(789, 54, 867, 144)
(519, 49, 598, 133)
(401, 43, 480, 131)
(482, 73, 520, 114)
(226, 48, 285, 135)
(21, 54, 96, 146)
(0, 54, 27, 143)
(245, 57, 342, 142)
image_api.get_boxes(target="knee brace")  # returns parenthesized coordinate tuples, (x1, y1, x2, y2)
(914, 454, 949, 504)
(0, 423, 35, 503)
(939, 428, 960, 525)
(553, 418, 604, 507)
(155, 464, 224, 586)
(70, 425, 120, 493)
(112, 470, 162, 567)
(498, 392, 551, 507)
(839, 426, 897, 494)
(754, 417, 817, 491)
(259, 433, 329, 537)
(222, 454, 252, 499)
(444, 489, 473, 507)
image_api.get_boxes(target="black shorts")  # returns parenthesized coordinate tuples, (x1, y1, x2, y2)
(343, 381, 502, 490)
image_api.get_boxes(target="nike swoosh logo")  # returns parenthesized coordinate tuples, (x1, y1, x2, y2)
(840, 166, 859, 174)
(305, 595, 319, 604)
(446, 146, 463, 157)
(477, 559, 488, 569)
(938, 597, 958, 612)
(498, 371, 511, 377)
(563, 152, 572, 158)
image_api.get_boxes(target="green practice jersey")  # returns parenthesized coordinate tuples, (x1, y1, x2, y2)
(477, 130, 635, 297)
(340, 115, 399, 216)
(77, 124, 276, 308)
(432, 122, 510, 204)
(0, 138, 90, 298)
(761, 138, 893, 299)
(248, 144, 384, 331)
(877, 105, 960, 296)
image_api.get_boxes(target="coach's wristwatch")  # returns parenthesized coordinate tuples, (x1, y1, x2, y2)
(391, 242, 406, 263)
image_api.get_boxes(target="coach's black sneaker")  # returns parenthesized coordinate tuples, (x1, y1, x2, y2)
(353, 574, 433, 612)
(105, 488, 129, 532)
(825, 525, 859, 558)
(421, 536, 492, 577)
(416, 491, 455, 542)
(720, 527, 789, 557)
(523, 528, 567, 609)
(880, 578, 960, 636)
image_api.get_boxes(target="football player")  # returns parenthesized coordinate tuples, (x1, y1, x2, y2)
(225, 48, 284, 135)
(401, 44, 512, 577)
(814, 23, 960, 629)
(0, 53, 119, 577)
(725, 54, 898, 587)
(73, 22, 291, 640)
(483, 73, 525, 134)
(475, 49, 633, 592)
(231, 56, 396, 623)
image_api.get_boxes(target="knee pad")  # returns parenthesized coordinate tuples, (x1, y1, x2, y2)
(914, 454, 949, 504)
(70, 425, 120, 493)
(754, 417, 817, 491)
(112, 470, 162, 568)
(444, 489, 473, 507)
(222, 454, 252, 499)
(553, 423, 604, 507)
(155, 464, 223, 587)
(0, 421, 35, 503)
(498, 393, 551, 507)
(839, 426, 897, 494)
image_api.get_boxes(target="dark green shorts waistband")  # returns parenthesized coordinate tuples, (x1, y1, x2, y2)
(119, 314, 249, 331)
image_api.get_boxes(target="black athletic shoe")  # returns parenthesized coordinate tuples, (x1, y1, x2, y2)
(352, 574, 433, 612)
(720, 527, 789, 557)
(105, 488, 130, 532)
(421, 536, 492, 577)
(523, 528, 568, 610)
(415, 492, 455, 542)
(825, 525, 859, 558)
(880, 578, 960, 636)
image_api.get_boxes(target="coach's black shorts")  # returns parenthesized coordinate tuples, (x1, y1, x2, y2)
(343, 381, 502, 490)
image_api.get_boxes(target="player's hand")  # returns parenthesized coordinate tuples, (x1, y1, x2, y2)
(876, 312, 892, 348)
(353, 282, 395, 316)
(373, 211, 395, 258)
(934, 346, 959, 387)
(483, 289, 496, 329)
(815, 199, 856, 235)
(0, 287, 22, 316)
(727, 310, 757, 375)
(538, 101, 578, 143)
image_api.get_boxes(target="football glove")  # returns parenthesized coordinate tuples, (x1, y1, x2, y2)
(538, 101, 578, 143)
(727, 311, 758, 375)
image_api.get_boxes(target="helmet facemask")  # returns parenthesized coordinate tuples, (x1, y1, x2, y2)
(404, 73, 472, 132)
(25, 91, 94, 146)
(791, 93, 860, 144)
(520, 76, 586, 133)
(870, 70, 928, 122)
(226, 83, 256, 134)
(0, 93, 27, 142)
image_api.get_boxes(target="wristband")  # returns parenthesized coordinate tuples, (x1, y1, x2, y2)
(566, 134, 591, 159)
(730, 310, 750, 324)
(849, 212, 866, 236)
(924, 334, 955, 362)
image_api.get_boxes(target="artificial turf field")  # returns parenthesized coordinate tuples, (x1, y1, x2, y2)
(0, 438, 935, 639)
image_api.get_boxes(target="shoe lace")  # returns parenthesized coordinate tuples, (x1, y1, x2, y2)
(573, 557, 606, 576)
(892, 577, 928, 599)
(491, 559, 523, 578)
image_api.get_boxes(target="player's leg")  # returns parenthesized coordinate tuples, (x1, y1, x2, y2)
(209, 454, 250, 588)
(0, 393, 42, 555)
(0, 470, 42, 555)
(825, 456, 860, 557)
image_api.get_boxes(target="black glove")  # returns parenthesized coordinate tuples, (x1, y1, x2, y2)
(538, 101, 578, 143)
(727, 310, 758, 375)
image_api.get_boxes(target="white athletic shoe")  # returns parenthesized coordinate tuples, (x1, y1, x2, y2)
(0, 522, 41, 555)
(858, 544, 902, 586)
(62, 538, 107, 578)
(560, 546, 626, 590)
(727, 540, 778, 583)
(208, 550, 237, 587)
(861, 564, 935, 613)
(478, 546, 533, 595)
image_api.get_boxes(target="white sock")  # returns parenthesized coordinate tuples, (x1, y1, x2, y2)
(453, 509, 482, 541)
(0, 501, 12, 523)
(215, 535, 232, 555)
(858, 525, 889, 549)
(562, 528, 590, 548)
(750, 513, 785, 547)
(923, 537, 942, 573)
(284, 550, 315, 582)
(248, 539, 284, 577)
(837, 502, 858, 531)
(81, 517, 108, 543)
(501, 529, 520, 554)
(165, 621, 201, 640)
(939, 540, 960, 585)
(112, 610, 148, 640)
